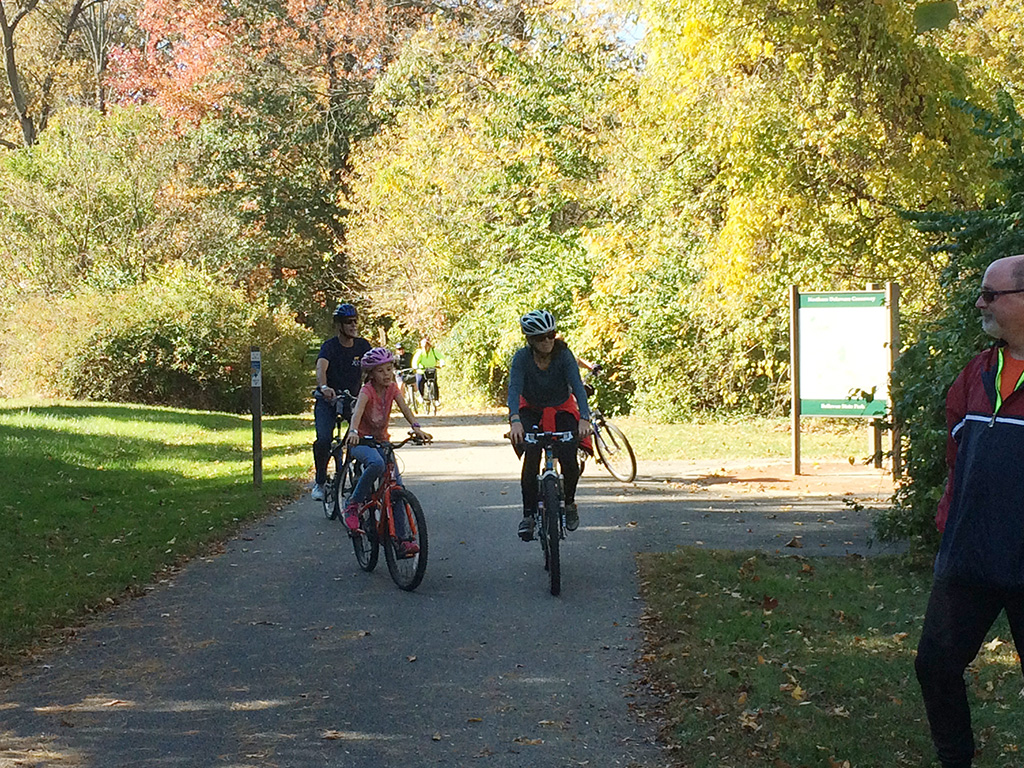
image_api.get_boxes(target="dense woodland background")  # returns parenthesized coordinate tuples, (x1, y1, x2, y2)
(2, 0, 1024, 545)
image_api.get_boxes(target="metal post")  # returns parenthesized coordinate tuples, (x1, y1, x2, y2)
(867, 283, 883, 468)
(888, 282, 902, 479)
(251, 347, 263, 487)
(790, 285, 801, 475)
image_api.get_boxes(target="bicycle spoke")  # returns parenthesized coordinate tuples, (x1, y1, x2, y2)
(323, 450, 341, 520)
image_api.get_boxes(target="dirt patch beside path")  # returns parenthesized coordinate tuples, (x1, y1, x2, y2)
(638, 457, 895, 501)
(425, 408, 896, 503)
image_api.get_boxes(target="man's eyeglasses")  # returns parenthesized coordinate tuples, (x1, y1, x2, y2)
(340, 318, 358, 325)
(978, 287, 1024, 304)
(529, 331, 556, 342)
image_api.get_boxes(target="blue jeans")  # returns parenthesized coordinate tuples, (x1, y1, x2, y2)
(312, 398, 341, 486)
(347, 443, 410, 538)
(347, 443, 394, 505)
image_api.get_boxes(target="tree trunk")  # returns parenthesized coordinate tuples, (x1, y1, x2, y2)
(0, 1, 40, 147)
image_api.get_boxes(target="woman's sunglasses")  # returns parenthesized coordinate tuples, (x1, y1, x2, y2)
(529, 331, 556, 342)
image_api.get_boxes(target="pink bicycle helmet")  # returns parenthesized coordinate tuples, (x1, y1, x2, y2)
(360, 347, 395, 369)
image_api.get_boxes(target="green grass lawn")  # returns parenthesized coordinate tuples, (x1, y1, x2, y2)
(0, 398, 311, 665)
(621, 415, 874, 462)
(639, 549, 1024, 768)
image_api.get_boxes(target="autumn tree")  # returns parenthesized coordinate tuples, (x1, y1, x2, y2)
(0, 105, 189, 296)
(347, 6, 624, 394)
(0, 0, 136, 148)
(107, 0, 424, 318)
(575, 0, 999, 417)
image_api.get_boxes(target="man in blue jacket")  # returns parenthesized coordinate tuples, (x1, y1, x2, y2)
(915, 254, 1024, 768)
(311, 303, 371, 501)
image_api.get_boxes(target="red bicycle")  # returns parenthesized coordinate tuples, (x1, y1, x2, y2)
(342, 433, 430, 591)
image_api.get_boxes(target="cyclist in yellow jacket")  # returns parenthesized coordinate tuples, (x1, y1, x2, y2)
(412, 337, 443, 401)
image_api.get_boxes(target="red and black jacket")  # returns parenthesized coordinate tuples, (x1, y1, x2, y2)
(934, 345, 1024, 587)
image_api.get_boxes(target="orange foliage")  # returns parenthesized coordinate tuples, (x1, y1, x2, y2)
(108, 0, 422, 123)
(108, 0, 243, 125)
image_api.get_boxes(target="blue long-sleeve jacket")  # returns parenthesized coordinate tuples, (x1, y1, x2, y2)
(507, 345, 591, 421)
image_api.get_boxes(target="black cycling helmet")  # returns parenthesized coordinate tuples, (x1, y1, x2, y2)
(333, 303, 358, 320)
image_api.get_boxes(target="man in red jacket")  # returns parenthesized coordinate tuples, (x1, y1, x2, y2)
(915, 254, 1024, 768)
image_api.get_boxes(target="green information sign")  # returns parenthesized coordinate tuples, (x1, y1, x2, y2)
(797, 290, 891, 419)
(800, 398, 887, 417)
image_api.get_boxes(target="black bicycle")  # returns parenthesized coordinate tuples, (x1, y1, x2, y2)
(580, 367, 636, 483)
(397, 368, 418, 414)
(524, 429, 577, 596)
(319, 390, 358, 521)
(421, 368, 439, 415)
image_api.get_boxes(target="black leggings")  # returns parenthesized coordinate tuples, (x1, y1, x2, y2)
(518, 408, 580, 515)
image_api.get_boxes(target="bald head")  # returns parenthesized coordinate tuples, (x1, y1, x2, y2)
(986, 254, 1024, 286)
(979, 254, 1024, 356)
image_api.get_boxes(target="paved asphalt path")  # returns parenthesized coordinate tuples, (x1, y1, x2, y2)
(0, 415, 895, 768)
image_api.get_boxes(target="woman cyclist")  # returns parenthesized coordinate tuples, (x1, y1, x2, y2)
(507, 310, 593, 540)
(412, 337, 443, 403)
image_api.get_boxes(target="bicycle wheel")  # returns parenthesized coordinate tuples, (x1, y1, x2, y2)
(425, 379, 438, 415)
(383, 488, 428, 591)
(339, 455, 361, 507)
(595, 421, 637, 483)
(405, 383, 419, 414)
(341, 458, 376, 571)
(351, 503, 379, 572)
(322, 449, 341, 520)
(540, 475, 561, 596)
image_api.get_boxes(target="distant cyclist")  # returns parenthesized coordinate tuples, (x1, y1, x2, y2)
(394, 342, 413, 371)
(507, 310, 592, 540)
(412, 337, 443, 402)
(311, 303, 371, 502)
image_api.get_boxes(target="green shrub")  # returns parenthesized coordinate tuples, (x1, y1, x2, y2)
(1, 265, 313, 414)
(875, 92, 1024, 552)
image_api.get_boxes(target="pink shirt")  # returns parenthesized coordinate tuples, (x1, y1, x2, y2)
(357, 381, 399, 441)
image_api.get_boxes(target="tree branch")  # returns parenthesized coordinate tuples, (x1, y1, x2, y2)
(39, 0, 88, 133)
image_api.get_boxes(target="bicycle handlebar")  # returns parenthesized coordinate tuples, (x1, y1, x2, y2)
(523, 430, 577, 445)
(357, 432, 432, 449)
(313, 387, 356, 405)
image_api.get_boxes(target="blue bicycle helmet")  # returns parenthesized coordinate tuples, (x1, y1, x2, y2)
(333, 303, 358, 320)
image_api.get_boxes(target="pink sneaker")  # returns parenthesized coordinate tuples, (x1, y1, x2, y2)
(398, 540, 419, 557)
(343, 503, 361, 533)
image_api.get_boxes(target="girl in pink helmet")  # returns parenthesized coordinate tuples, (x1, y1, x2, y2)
(343, 347, 431, 534)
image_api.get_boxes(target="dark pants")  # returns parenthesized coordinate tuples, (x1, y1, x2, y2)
(518, 408, 580, 515)
(915, 579, 1024, 768)
(416, 369, 439, 399)
(312, 397, 350, 486)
